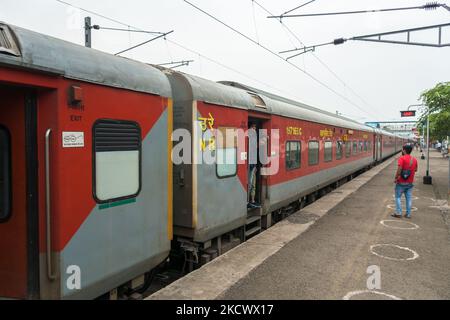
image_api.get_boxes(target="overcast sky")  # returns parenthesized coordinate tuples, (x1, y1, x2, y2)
(2, 0, 449, 123)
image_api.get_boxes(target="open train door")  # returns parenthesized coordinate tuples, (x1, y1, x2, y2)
(247, 110, 272, 215)
(0, 84, 40, 299)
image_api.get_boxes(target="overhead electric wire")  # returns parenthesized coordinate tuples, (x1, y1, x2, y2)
(258, 1, 450, 120)
(253, 0, 377, 113)
(56, 0, 160, 32)
(184, 0, 378, 118)
(54, 0, 302, 99)
(282, 22, 450, 55)
(280, 0, 316, 17)
(157, 60, 193, 66)
(253, 0, 299, 48)
(91, 25, 165, 34)
(183, 0, 379, 118)
(56, 0, 377, 119)
(114, 30, 173, 55)
(165, 39, 305, 99)
(164, 38, 174, 62)
(55, 0, 171, 49)
(268, 2, 447, 19)
(251, 0, 260, 44)
(157, 60, 194, 68)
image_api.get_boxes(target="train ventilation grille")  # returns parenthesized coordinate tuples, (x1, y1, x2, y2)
(0, 25, 20, 57)
(94, 120, 141, 152)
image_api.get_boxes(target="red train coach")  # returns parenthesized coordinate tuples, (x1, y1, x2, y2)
(0, 23, 405, 298)
(0, 23, 173, 299)
(228, 82, 377, 216)
(226, 83, 403, 219)
(163, 72, 401, 269)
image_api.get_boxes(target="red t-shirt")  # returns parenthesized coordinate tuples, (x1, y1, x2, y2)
(397, 154, 418, 184)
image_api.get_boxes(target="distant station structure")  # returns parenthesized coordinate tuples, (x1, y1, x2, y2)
(365, 121, 418, 141)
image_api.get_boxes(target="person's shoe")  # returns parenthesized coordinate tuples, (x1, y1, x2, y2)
(391, 214, 402, 218)
(404, 215, 411, 219)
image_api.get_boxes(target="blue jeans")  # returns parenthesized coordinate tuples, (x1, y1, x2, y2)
(395, 184, 413, 217)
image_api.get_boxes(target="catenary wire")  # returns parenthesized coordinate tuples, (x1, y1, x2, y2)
(253, 0, 382, 117)
(53, 0, 348, 110)
(184, 0, 380, 119)
(55, 0, 377, 119)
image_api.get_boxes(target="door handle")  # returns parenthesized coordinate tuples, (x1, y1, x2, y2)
(45, 129, 56, 280)
(179, 167, 185, 187)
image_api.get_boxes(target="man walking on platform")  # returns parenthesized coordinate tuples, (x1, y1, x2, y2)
(393, 144, 418, 219)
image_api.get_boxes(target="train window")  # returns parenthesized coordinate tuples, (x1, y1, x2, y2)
(308, 141, 319, 165)
(352, 141, 358, 155)
(359, 141, 364, 153)
(0, 126, 11, 221)
(364, 141, 368, 152)
(286, 141, 301, 170)
(324, 141, 332, 162)
(345, 141, 351, 158)
(93, 119, 141, 203)
(216, 147, 237, 178)
(336, 141, 343, 160)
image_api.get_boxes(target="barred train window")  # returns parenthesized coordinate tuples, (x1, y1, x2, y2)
(0, 127, 11, 221)
(336, 141, 343, 160)
(353, 141, 358, 154)
(308, 141, 319, 166)
(216, 147, 237, 178)
(286, 141, 301, 170)
(345, 141, 351, 158)
(324, 141, 333, 162)
(93, 119, 141, 203)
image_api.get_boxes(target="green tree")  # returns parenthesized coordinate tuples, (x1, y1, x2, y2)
(420, 82, 450, 114)
(428, 111, 450, 141)
(418, 82, 450, 141)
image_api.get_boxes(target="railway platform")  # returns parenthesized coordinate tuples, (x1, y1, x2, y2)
(148, 150, 449, 300)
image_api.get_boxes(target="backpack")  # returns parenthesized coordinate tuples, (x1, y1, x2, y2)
(400, 157, 414, 180)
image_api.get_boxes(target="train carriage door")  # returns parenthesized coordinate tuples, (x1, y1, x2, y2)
(0, 85, 39, 299)
(247, 115, 270, 210)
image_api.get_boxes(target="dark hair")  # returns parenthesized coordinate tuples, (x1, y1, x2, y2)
(403, 144, 413, 154)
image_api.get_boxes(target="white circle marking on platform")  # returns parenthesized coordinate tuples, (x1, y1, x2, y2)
(370, 244, 419, 261)
(343, 290, 401, 300)
(387, 204, 418, 211)
(380, 220, 419, 230)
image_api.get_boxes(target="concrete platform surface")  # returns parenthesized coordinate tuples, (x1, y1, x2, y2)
(149, 151, 449, 300)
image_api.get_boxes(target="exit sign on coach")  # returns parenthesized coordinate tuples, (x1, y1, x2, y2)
(400, 110, 416, 117)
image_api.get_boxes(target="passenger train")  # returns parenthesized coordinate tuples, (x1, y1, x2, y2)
(0, 23, 407, 299)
